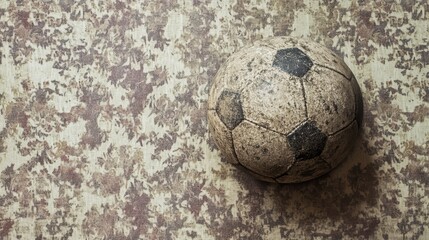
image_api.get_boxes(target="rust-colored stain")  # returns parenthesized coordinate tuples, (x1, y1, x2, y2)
(0, 0, 428, 239)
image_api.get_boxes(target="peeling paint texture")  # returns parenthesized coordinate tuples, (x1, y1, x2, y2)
(0, 0, 428, 239)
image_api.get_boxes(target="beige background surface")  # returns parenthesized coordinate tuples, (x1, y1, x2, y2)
(0, 0, 428, 239)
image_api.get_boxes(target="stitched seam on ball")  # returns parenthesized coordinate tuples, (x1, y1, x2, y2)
(239, 163, 277, 180)
(240, 66, 276, 94)
(275, 163, 296, 178)
(315, 63, 350, 81)
(244, 119, 288, 136)
(328, 119, 356, 137)
(299, 77, 308, 118)
(230, 132, 242, 165)
(320, 157, 333, 169)
(351, 75, 364, 128)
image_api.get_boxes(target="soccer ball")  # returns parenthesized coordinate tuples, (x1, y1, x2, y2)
(208, 36, 363, 183)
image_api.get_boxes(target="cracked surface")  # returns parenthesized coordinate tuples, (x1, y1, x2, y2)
(232, 120, 294, 178)
(215, 90, 244, 130)
(322, 121, 359, 168)
(276, 157, 331, 183)
(286, 120, 327, 161)
(241, 69, 306, 134)
(304, 65, 356, 135)
(209, 37, 359, 183)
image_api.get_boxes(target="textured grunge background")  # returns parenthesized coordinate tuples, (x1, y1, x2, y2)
(0, 0, 428, 239)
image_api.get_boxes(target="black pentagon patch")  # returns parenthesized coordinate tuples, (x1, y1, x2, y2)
(216, 90, 244, 130)
(272, 48, 313, 77)
(287, 121, 327, 161)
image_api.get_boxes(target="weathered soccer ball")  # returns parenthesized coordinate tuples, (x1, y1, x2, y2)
(208, 36, 363, 183)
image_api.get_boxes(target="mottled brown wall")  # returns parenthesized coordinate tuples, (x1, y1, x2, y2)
(0, 0, 428, 239)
